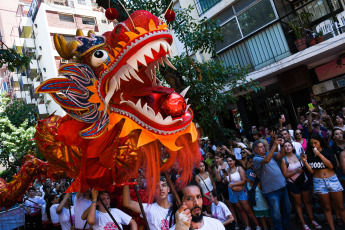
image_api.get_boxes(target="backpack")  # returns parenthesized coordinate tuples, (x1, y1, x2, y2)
(247, 178, 259, 206)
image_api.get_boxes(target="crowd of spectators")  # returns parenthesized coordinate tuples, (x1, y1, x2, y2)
(15, 106, 345, 230)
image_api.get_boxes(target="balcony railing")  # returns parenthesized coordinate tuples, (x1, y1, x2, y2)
(194, 0, 222, 15)
(216, 22, 291, 72)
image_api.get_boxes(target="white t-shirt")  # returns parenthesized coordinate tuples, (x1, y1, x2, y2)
(50, 204, 60, 224)
(24, 196, 45, 215)
(42, 204, 49, 222)
(59, 206, 75, 230)
(142, 202, 171, 230)
(74, 196, 91, 229)
(170, 216, 225, 230)
(211, 201, 232, 223)
(92, 208, 132, 230)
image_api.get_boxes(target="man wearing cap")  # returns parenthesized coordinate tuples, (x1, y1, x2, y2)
(252, 131, 270, 152)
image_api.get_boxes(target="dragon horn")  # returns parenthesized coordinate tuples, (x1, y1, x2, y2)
(76, 29, 84, 36)
(88, 30, 96, 37)
(54, 34, 81, 60)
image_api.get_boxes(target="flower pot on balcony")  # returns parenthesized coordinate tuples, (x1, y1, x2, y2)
(294, 38, 307, 51)
(308, 38, 316, 46)
(316, 36, 324, 43)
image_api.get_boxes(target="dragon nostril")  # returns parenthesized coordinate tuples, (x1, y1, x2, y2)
(115, 26, 122, 35)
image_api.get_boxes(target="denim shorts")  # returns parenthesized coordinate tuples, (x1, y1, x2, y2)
(313, 174, 344, 194)
(228, 187, 248, 203)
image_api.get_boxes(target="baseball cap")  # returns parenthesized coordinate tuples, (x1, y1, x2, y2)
(246, 169, 256, 181)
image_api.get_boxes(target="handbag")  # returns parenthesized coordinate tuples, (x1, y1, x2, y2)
(290, 172, 306, 185)
(284, 155, 306, 185)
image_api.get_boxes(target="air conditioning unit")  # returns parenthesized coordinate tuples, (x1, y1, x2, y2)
(60, 59, 68, 64)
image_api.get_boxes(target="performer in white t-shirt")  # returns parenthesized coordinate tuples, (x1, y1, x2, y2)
(87, 189, 138, 230)
(47, 194, 61, 229)
(19, 187, 45, 230)
(74, 189, 92, 230)
(204, 191, 234, 230)
(123, 176, 172, 230)
(56, 193, 75, 230)
(169, 182, 225, 230)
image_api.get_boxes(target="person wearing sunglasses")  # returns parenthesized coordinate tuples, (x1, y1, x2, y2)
(295, 130, 307, 152)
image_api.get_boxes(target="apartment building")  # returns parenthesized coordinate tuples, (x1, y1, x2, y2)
(175, 0, 345, 132)
(8, 0, 113, 118)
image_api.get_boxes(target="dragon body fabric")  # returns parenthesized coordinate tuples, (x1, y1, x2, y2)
(0, 10, 200, 208)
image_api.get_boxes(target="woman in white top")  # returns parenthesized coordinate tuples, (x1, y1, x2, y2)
(47, 194, 61, 230)
(56, 193, 75, 230)
(195, 161, 216, 213)
(226, 155, 260, 230)
(281, 141, 321, 230)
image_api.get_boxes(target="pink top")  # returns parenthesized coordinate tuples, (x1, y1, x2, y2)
(301, 138, 307, 152)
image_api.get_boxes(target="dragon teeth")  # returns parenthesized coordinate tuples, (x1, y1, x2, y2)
(162, 55, 176, 70)
(180, 86, 190, 98)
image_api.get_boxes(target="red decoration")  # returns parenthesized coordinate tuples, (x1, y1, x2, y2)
(161, 92, 186, 117)
(105, 8, 118, 21)
(165, 9, 175, 22)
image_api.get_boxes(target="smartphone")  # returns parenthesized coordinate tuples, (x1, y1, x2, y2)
(221, 169, 227, 176)
(281, 114, 285, 123)
(308, 103, 314, 109)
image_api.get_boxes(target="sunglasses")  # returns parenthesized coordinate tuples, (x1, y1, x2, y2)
(295, 132, 302, 135)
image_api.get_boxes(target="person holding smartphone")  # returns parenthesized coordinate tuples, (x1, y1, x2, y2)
(301, 133, 345, 230)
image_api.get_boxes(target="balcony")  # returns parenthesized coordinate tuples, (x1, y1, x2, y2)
(15, 90, 24, 99)
(36, 46, 42, 60)
(12, 73, 20, 82)
(38, 103, 48, 115)
(24, 38, 35, 49)
(14, 37, 25, 54)
(19, 16, 33, 38)
(214, 0, 345, 77)
(29, 60, 38, 78)
(194, 0, 222, 15)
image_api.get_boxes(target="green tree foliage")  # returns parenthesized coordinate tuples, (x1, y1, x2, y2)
(96, 0, 262, 138)
(0, 94, 38, 182)
(0, 43, 31, 72)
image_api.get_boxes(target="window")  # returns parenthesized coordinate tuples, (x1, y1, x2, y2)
(237, 0, 276, 36)
(59, 14, 74, 23)
(77, 0, 86, 4)
(101, 20, 107, 24)
(215, 19, 242, 51)
(82, 17, 95, 25)
(195, 0, 222, 15)
(215, 0, 277, 52)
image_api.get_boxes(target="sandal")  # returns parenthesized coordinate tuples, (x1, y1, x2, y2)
(311, 220, 322, 229)
(302, 224, 311, 230)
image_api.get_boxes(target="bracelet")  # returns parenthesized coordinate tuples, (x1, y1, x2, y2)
(91, 201, 97, 203)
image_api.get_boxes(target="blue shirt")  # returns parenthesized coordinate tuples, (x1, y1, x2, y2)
(253, 153, 286, 194)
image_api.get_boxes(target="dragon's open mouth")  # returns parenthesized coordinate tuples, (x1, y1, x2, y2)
(101, 36, 193, 135)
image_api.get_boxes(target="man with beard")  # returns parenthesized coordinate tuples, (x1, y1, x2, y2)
(170, 182, 225, 230)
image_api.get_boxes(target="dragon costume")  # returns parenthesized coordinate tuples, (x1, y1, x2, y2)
(0, 10, 200, 208)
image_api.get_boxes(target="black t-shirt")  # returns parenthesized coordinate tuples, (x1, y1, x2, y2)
(331, 143, 344, 160)
(307, 148, 337, 169)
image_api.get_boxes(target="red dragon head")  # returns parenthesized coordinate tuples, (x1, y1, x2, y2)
(36, 10, 197, 151)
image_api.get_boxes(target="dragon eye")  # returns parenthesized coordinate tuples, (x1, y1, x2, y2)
(91, 50, 108, 67)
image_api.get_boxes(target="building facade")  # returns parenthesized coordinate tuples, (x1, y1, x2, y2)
(6, 0, 113, 118)
(175, 0, 345, 133)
